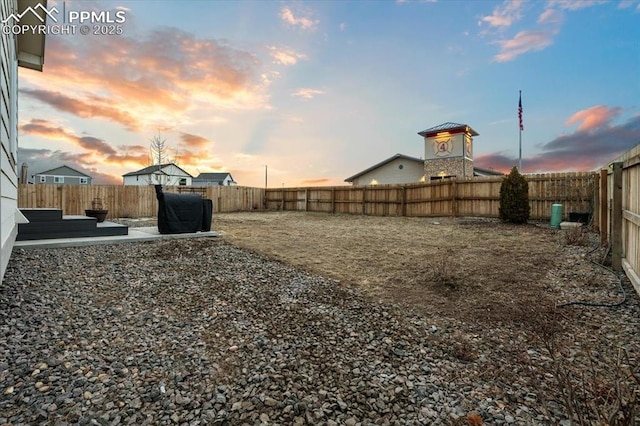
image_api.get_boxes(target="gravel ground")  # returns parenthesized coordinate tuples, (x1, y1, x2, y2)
(1, 220, 639, 425)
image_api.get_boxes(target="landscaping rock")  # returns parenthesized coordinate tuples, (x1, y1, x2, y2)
(1, 236, 638, 425)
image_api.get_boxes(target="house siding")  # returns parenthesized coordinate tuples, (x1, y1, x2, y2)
(352, 158, 425, 186)
(0, 0, 18, 281)
(123, 164, 192, 186)
(35, 175, 90, 185)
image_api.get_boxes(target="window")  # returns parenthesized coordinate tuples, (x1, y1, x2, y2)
(39, 176, 46, 183)
(398, 164, 404, 170)
(179, 178, 187, 186)
(54, 176, 64, 184)
(79, 177, 88, 184)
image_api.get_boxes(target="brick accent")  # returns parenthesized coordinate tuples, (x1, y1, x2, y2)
(424, 157, 473, 179)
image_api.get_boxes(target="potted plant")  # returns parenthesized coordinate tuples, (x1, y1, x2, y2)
(85, 198, 109, 223)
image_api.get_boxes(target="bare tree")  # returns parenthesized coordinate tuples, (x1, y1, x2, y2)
(148, 133, 175, 185)
(149, 132, 170, 167)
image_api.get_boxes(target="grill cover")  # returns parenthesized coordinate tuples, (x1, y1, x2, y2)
(155, 185, 208, 234)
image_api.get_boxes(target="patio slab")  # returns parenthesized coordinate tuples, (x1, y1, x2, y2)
(14, 226, 219, 249)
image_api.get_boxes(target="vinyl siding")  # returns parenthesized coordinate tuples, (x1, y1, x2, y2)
(352, 158, 425, 186)
(123, 165, 192, 186)
(0, 0, 18, 281)
(35, 175, 91, 185)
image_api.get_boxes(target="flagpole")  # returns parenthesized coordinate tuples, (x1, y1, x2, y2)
(518, 128, 522, 171)
(518, 90, 523, 172)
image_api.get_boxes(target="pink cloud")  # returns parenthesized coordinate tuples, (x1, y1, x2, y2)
(280, 7, 318, 31)
(537, 8, 563, 25)
(267, 45, 307, 65)
(21, 28, 267, 132)
(20, 88, 141, 131)
(301, 178, 331, 185)
(476, 111, 640, 173)
(19, 118, 149, 168)
(291, 88, 325, 99)
(565, 105, 622, 132)
(480, 0, 524, 28)
(494, 29, 557, 62)
(548, 0, 608, 11)
(180, 133, 210, 149)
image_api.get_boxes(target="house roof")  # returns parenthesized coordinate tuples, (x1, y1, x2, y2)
(473, 166, 504, 176)
(345, 153, 423, 182)
(194, 172, 235, 182)
(35, 165, 91, 178)
(122, 163, 193, 177)
(418, 122, 479, 137)
(16, 1, 47, 71)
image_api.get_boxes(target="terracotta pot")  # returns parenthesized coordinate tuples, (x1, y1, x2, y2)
(85, 209, 108, 223)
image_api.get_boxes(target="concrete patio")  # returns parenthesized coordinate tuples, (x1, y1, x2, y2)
(14, 222, 219, 249)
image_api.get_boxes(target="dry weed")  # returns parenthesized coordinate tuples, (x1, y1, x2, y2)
(563, 226, 589, 246)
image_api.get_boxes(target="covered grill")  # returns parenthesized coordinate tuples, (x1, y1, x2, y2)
(155, 185, 213, 234)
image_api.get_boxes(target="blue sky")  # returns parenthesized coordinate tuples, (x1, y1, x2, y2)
(16, 0, 640, 186)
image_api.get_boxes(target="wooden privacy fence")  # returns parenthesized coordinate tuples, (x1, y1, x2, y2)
(19, 173, 598, 221)
(265, 172, 598, 220)
(17, 185, 266, 217)
(604, 144, 640, 295)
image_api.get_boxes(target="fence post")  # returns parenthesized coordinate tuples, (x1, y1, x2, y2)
(451, 180, 458, 218)
(305, 188, 309, 212)
(331, 188, 336, 214)
(401, 186, 407, 217)
(58, 185, 66, 212)
(599, 169, 608, 245)
(611, 162, 623, 271)
(362, 187, 366, 215)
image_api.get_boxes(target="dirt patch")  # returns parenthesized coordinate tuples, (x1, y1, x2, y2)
(212, 212, 565, 329)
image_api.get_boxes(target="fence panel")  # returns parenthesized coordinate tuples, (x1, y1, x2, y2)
(19, 173, 597, 221)
(18, 184, 266, 217)
(620, 145, 640, 294)
(262, 172, 597, 219)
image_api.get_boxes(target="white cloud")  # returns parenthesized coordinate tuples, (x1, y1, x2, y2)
(548, 0, 608, 11)
(493, 29, 557, 62)
(267, 46, 307, 65)
(537, 8, 563, 25)
(280, 7, 318, 31)
(479, 0, 524, 28)
(291, 88, 325, 99)
(618, 0, 640, 11)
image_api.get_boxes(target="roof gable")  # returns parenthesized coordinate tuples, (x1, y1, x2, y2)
(418, 122, 479, 137)
(345, 153, 423, 182)
(122, 163, 193, 177)
(36, 165, 91, 178)
(194, 172, 234, 182)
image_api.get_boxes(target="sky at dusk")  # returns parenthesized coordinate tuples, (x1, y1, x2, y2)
(16, 0, 640, 186)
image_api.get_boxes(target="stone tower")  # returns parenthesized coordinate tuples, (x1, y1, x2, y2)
(418, 122, 478, 180)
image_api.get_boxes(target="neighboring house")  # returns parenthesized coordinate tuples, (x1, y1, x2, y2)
(122, 163, 193, 186)
(1, 0, 47, 282)
(33, 165, 92, 185)
(192, 172, 237, 187)
(345, 154, 426, 186)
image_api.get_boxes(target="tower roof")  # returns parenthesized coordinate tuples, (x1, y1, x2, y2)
(418, 122, 479, 137)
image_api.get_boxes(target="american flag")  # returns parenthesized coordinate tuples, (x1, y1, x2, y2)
(518, 91, 523, 131)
